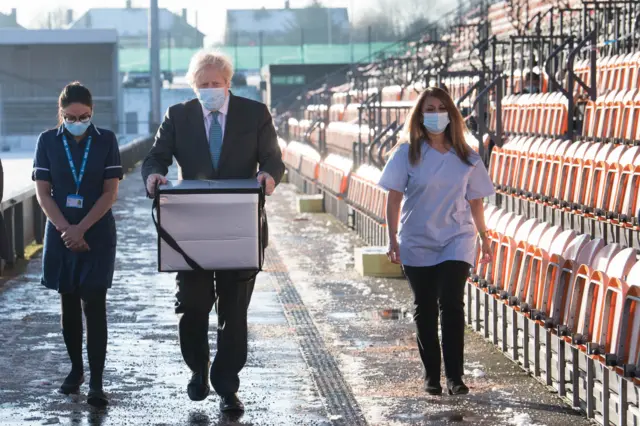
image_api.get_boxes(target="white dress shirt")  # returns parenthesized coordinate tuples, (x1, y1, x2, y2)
(202, 95, 230, 141)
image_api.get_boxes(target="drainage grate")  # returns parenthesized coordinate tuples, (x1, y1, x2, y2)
(265, 247, 368, 426)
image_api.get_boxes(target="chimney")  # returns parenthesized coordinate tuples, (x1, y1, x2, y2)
(10, 8, 16, 22)
(125, 0, 132, 8)
(182, 8, 187, 20)
(67, 9, 73, 25)
(285, 1, 290, 9)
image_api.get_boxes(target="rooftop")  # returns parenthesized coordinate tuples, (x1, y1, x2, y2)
(0, 10, 23, 29)
(69, 7, 204, 38)
(226, 7, 350, 34)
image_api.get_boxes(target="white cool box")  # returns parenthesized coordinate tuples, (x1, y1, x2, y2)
(153, 179, 266, 272)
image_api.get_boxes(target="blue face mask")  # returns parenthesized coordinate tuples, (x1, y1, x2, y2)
(64, 120, 91, 137)
(422, 112, 450, 134)
(196, 88, 226, 111)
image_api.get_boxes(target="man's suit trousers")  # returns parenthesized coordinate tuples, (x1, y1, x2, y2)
(175, 270, 256, 396)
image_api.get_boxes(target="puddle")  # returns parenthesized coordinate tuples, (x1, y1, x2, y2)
(395, 411, 486, 423)
(328, 312, 357, 320)
(425, 411, 486, 423)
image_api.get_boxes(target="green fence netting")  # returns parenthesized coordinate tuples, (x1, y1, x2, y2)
(119, 42, 404, 72)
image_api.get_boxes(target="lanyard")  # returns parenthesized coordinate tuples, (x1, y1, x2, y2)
(62, 135, 92, 194)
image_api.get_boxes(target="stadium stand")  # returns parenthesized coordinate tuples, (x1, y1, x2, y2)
(275, 0, 640, 425)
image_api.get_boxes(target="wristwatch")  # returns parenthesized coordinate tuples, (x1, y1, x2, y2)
(478, 230, 489, 239)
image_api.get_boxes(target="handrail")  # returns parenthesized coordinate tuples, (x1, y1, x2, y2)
(377, 125, 404, 166)
(456, 79, 483, 110)
(567, 30, 597, 101)
(543, 35, 574, 96)
(356, 92, 381, 167)
(566, 29, 597, 140)
(525, 7, 553, 33)
(368, 121, 398, 168)
(471, 75, 503, 159)
(303, 118, 323, 148)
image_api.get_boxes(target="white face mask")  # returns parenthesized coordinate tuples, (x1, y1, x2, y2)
(196, 88, 226, 111)
(422, 112, 450, 134)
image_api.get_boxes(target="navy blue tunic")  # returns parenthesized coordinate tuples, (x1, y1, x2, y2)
(32, 124, 123, 295)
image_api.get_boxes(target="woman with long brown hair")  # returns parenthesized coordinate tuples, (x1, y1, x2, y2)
(378, 87, 494, 396)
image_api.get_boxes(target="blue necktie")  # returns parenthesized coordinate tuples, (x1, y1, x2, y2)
(209, 111, 223, 169)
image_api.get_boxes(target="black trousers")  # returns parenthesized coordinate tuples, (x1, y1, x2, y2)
(60, 290, 108, 387)
(403, 261, 470, 382)
(175, 270, 256, 396)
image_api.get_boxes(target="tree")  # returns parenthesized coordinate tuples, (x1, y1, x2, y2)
(507, 0, 530, 35)
(29, 7, 70, 29)
(351, 0, 436, 43)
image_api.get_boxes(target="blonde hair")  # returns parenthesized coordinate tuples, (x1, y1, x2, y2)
(397, 87, 472, 166)
(186, 50, 234, 87)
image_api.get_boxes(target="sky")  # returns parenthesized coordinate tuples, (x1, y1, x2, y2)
(0, 0, 458, 43)
(0, 0, 359, 43)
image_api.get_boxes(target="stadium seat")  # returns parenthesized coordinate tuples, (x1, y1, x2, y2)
(317, 154, 352, 196)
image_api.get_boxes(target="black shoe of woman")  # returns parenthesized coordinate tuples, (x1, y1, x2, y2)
(87, 386, 109, 407)
(59, 370, 84, 395)
(424, 379, 443, 395)
(446, 379, 469, 395)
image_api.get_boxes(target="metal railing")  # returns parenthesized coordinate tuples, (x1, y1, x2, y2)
(0, 134, 154, 275)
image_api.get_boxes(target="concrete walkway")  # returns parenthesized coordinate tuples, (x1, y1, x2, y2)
(0, 167, 593, 426)
(0, 170, 328, 426)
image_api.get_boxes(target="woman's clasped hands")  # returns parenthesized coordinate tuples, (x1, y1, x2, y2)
(58, 224, 90, 252)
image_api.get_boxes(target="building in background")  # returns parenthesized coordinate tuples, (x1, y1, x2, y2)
(0, 9, 24, 29)
(69, 1, 204, 48)
(225, 6, 350, 46)
(0, 29, 120, 151)
(261, 63, 348, 112)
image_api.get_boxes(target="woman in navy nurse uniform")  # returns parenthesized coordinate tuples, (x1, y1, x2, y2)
(32, 82, 122, 407)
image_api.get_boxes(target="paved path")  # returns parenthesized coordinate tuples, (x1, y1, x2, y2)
(0, 167, 594, 426)
(0, 170, 328, 426)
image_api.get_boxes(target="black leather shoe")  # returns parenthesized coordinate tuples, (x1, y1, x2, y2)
(187, 371, 210, 401)
(59, 370, 84, 395)
(87, 387, 109, 407)
(220, 393, 244, 413)
(447, 378, 469, 395)
(424, 379, 443, 396)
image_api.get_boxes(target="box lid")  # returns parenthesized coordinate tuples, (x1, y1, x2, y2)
(158, 179, 262, 194)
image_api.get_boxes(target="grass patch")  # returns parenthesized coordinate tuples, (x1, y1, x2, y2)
(0, 242, 43, 289)
(23, 243, 43, 260)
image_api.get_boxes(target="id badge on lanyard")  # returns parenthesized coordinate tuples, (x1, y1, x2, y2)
(62, 135, 92, 209)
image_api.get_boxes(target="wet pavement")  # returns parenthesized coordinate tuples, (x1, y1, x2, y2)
(0, 168, 595, 426)
(267, 186, 594, 426)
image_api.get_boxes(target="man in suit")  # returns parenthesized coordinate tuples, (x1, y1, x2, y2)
(141, 50, 284, 413)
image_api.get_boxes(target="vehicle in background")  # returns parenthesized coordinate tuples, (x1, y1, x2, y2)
(122, 71, 174, 88)
(232, 73, 247, 87)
